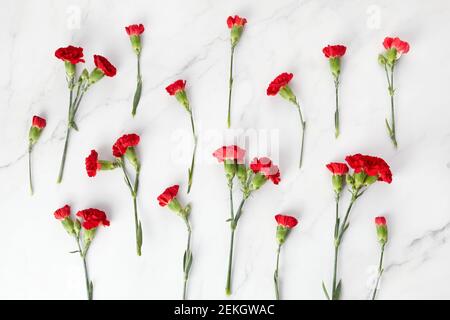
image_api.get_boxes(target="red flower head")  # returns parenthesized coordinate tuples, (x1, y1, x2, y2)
(227, 15, 247, 28)
(266, 72, 294, 96)
(383, 37, 410, 55)
(125, 24, 145, 36)
(345, 153, 392, 184)
(375, 216, 387, 226)
(212, 145, 246, 163)
(54, 205, 71, 220)
(55, 46, 85, 64)
(275, 214, 298, 229)
(85, 150, 101, 177)
(76, 208, 110, 230)
(326, 162, 349, 175)
(32, 116, 46, 129)
(112, 134, 140, 157)
(250, 157, 281, 184)
(94, 55, 117, 77)
(322, 45, 347, 58)
(165, 80, 186, 96)
(157, 185, 179, 207)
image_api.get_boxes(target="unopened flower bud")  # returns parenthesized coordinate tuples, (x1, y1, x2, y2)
(378, 54, 387, 65)
(74, 219, 81, 237)
(375, 216, 388, 244)
(236, 164, 247, 185)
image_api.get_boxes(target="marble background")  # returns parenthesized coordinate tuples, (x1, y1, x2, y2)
(0, 0, 449, 300)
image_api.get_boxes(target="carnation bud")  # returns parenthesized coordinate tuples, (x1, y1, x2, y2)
(375, 217, 388, 245)
(175, 90, 190, 111)
(129, 35, 142, 55)
(168, 198, 183, 215)
(125, 147, 140, 170)
(224, 160, 237, 180)
(278, 85, 297, 104)
(346, 174, 355, 188)
(365, 175, 378, 186)
(236, 164, 247, 185)
(276, 225, 290, 245)
(83, 228, 96, 243)
(386, 48, 397, 65)
(99, 160, 118, 171)
(250, 172, 267, 191)
(230, 26, 244, 47)
(332, 174, 345, 194)
(28, 127, 42, 145)
(378, 54, 387, 65)
(64, 61, 76, 78)
(74, 219, 81, 237)
(81, 68, 89, 81)
(61, 217, 75, 235)
(88, 68, 105, 84)
(329, 57, 341, 78)
(354, 172, 367, 188)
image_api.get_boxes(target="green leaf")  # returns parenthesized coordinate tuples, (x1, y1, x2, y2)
(69, 250, 80, 254)
(333, 280, 342, 300)
(322, 281, 330, 300)
(137, 221, 143, 255)
(132, 79, 142, 117)
(89, 281, 94, 300)
(385, 119, 392, 136)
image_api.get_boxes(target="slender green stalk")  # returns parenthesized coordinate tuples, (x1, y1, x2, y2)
(384, 64, 397, 148)
(187, 110, 197, 193)
(132, 54, 142, 116)
(183, 218, 192, 300)
(120, 161, 142, 256)
(334, 78, 340, 138)
(372, 243, 386, 300)
(76, 237, 92, 300)
(227, 46, 235, 128)
(274, 243, 282, 300)
(295, 102, 306, 169)
(28, 144, 33, 195)
(56, 127, 71, 184)
(225, 183, 235, 296)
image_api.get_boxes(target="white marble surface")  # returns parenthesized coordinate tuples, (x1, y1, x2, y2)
(0, 0, 449, 300)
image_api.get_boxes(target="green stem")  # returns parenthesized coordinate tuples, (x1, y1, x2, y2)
(225, 228, 235, 296)
(76, 238, 92, 300)
(132, 54, 142, 116)
(56, 127, 71, 184)
(384, 64, 397, 148)
(274, 243, 281, 300)
(121, 161, 142, 256)
(183, 218, 192, 300)
(372, 243, 385, 300)
(187, 110, 197, 194)
(227, 46, 235, 128)
(28, 144, 33, 195)
(331, 194, 340, 299)
(334, 78, 340, 138)
(295, 102, 306, 169)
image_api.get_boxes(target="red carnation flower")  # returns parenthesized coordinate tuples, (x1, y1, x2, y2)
(112, 134, 140, 157)
(326, 162, 349, 175)
(93, 55, 117, 77)
(345, 153, 392, 184)
(322, 45, 347, 58)
(55, 45, 85, 64)
(250, 157, 281, 184)
(275, 214, 298, 229)
(85, 150, 101, 177)
(227, 15, 247, 28)
(157, 185, 179, 207)
(165, 80, 186, 96)
(212, 145, 246, 163)
(76, 208, 110, 230)
(266, 72, 294, 96)
(383, 37, 409, 55)
(125, 24, 145, 36)
(54, 205, 71, 220)
(375, 216, 387, 226)
(32, 115, 46, 129)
